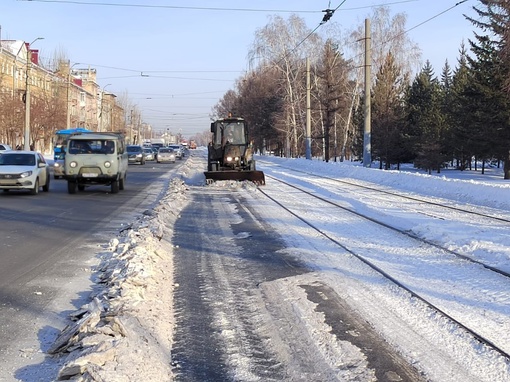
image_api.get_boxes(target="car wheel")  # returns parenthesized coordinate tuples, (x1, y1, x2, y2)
(67, 181, 77, 194)
(54, 175, 60, 180)
(43, 176, 50, 192)
(78, 184, 85, 191)
(111, 179, 120, 194)
(30, 179, 39, 195)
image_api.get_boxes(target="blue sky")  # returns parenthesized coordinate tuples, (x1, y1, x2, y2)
(2, 0, 478, 137)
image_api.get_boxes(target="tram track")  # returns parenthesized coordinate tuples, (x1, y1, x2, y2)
(258, 174, 510, 362)
(260, 161, 510, 224)
(265, 174, 510, 279)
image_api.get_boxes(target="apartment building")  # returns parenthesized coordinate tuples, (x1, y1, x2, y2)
(0, 39, 124, 151)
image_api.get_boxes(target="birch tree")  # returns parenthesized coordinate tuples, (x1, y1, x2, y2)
(248, 14, 322, 157)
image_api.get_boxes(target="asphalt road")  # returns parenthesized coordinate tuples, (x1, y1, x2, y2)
(0, 159, 179, 379)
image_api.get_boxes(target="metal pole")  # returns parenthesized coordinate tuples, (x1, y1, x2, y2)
(24, 48, 32, 150)
(100, 84, 111, 132)
(66, 61, 79, 130)
(24, 37, 43, 151)
(305, 57, 312, 160)
(363, 19, 372, 167)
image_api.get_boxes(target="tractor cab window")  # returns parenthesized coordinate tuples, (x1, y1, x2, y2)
(223, 123, 245, 145)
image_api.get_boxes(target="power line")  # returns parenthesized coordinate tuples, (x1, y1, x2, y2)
(18, 0, 320, 13)
(339, 0, 472, 70)
(20, 0, 418, 13)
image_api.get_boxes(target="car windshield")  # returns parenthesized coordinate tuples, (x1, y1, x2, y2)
(0, 153, 35, 166)
(69, 139, 115, 154)
(159, 148, 172, 153)
(127, 146, 142, 153)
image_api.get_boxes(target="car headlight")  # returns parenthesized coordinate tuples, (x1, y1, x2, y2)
(70, 161, 77, 168)
(54, 162, 61, 168)
(136, 153, 142, 157)
(104, 161, 111, 168)
(20, 170, 33, 178)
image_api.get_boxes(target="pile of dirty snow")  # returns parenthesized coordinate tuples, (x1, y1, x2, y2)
(49, 177, 191, 381)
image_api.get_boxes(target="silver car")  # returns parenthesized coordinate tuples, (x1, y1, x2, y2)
(156, 147, 176, 163)
(143, 147, 155, 161)
(169, 144, 183, 159)
(0, 151, 50, 195)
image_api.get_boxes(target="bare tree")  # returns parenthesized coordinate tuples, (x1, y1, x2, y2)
(248, 14, 323, 157)
(211, 89, 239, 120)
(349, 6, 421, 81)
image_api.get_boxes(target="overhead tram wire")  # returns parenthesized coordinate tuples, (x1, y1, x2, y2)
(331, 0, 472, 75)
(18, 0, 319, 13)
(267, 0, 348, 70)
(20, 0, 418, 13)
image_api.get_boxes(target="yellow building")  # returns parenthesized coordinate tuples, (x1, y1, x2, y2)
(0, 39, 124, 151)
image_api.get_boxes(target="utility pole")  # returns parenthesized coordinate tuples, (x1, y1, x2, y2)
(363, 19, 372, 167)
(24, 37, 44, 151)
(305, 57, 312, 160)
(100, 84, 111, 132)
(129, 109, 133, 144)
(66, 62, 80, 129)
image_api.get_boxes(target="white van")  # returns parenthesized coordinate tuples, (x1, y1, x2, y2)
(63, 132, 128, 194)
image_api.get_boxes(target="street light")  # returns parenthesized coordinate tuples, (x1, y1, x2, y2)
(24, 37, 44, 151)
(99, 84, 111, 132)
(66, 61, 80, 130)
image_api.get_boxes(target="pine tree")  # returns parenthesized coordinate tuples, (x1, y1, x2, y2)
(448, 44, 473, 170)
(315, 39, 351, 162)
(407, 61, 446, 174)
(371, 52, 409, 169)
(466, 0, 510, 178)
(439, 60, 454, 166)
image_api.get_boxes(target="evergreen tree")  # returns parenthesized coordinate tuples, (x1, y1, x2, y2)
(315, 39, 351, 162)
(371, 52, 409, 169)
(439, 60, 455, 166)
(466, 0, 510, 178)
(448, 44, 474, 170)
(407, 61, 446, 173)
(466, 34, 507, 172)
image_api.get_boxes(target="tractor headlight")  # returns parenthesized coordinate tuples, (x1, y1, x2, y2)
(226, 156, 233, 162)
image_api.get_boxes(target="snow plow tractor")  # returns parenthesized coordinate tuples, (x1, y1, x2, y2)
(204, 116, 265, 185)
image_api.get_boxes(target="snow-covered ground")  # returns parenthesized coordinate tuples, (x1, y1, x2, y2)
(19, 150, 510, 381)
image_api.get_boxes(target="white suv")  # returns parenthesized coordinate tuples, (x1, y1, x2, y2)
(0, 143, 13, 151)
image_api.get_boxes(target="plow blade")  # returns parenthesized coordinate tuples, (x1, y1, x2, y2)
(204, 170, 265, 185)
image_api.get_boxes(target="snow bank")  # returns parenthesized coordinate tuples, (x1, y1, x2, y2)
(50, 177, 191, 381)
